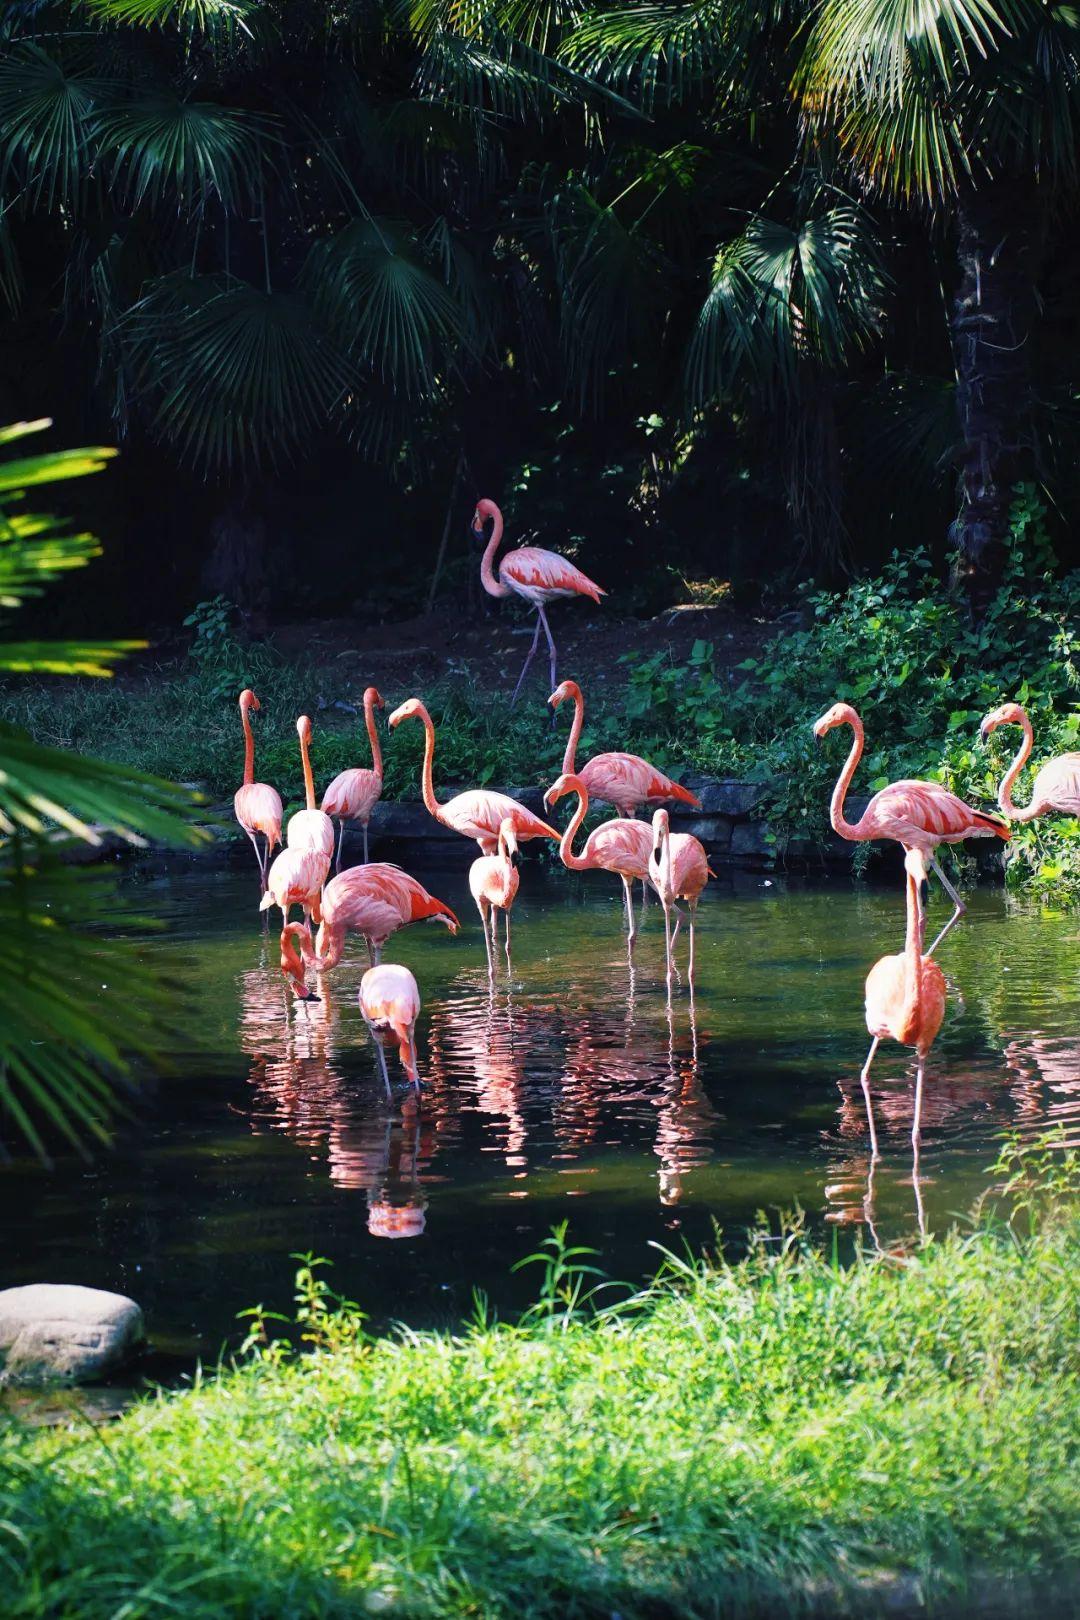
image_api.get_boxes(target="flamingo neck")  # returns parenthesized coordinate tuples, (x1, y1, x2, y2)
(280, 923, 312, 994)
(558, 782, 590, 871)
(299, 730, 316, 810)
(829, 716, 865, 840)
(479, 506, 511, 600)
(364, 692, 383, 780)
(240, 702, 255, 786)
(998, 712, 1038, 821)
(314, 918, 344, 972)
(655, 821, 673, 897)
(901, 867, 924, 1027)
(561, 685, 584, 777)
(417, 708, 443, 821)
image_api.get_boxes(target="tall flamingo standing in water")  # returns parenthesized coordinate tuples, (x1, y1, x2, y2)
(547, 680, 700, 818)
(814, 702, 1010, 952)
(233, 690, 282, 887)
(649, 808, 712, 993)
(981, 702, 1080, 821)
(286, 716, 335, 863)
(468, 818, 520, 978)
(359, 964, 422, 1095)
(314, 863, 459, 969)
(546, 772, 654, 952)
(321, 686, 385, 869)
(388, 697, 558, 853)
(472, 499, 606, 703)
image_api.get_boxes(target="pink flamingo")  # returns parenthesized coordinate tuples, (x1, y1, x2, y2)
(321, 686, 385, 869)
(233, 689, 282, 887)
(649, 808, 712, 992)
(388, 697, 558, 853)
(279, 921, 320, 1001)
(313, 862, 459, 969)
(468, 817, 520, 978)
(814, 702, 1010, 953)
(546, 772, 654, 952)
(981, 702, 1080, 820)
(472, 498, 606, 703)
(286, 716, 335, 863)
(359, 964, 422, 1095)
(547, 679, 700, 818)
(259, 845, 330, 972)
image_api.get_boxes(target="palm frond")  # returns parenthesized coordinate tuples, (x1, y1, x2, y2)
(0, 42, 105, 212)
(561, 0, 767, 111)
(84, 0, 254, 35)
(95, 94, 267, 211)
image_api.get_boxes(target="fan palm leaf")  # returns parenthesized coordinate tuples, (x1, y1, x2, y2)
(95, 95, 267, 211)
(0, 42, 106, 211)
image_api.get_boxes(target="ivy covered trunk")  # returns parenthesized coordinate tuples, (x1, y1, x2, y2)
(949, 181, 1038, 610)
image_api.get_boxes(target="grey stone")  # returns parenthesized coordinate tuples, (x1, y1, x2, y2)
(693, 778, 770, 819)
(0, 1284, 144, 1386)
(668, 813, 733, 849)
(731, 821, 781, 862)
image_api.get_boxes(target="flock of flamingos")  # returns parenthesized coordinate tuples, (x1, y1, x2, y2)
(232, 498, 1080, 1167)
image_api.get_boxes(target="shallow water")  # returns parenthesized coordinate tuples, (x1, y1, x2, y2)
(3, 858, 1080, 1363)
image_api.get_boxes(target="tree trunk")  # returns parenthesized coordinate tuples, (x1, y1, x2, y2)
(949, 181, 1038, 610)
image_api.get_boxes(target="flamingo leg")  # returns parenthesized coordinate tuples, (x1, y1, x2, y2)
(536, 602, 558, 694)
(926, 855, 965, 955)
(859, 1037, 880, 1159)
(912, 1054, 926, 1149)
(244, 829, 263, 887)
(639, 879, 649, 925)
(912, 1131, 927, 1241)
(362, 823, 370, 865)
(510, 614, 543, 706)
(409, 1036, 421, 1094)
(477, 899, 494, 980)
(621, 876, 637, 952)
(334, 819, 345, 874)
(371, 1034, 393, 1100)
(503, 908, 512, 971)
(687, 899, 698, 987)
(662, 900, 673, 999)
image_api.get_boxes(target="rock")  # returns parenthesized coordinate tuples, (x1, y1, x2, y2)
(691, 778, 770, 819)
(0, 1284, 144, 1386)
(668, 813, 734, 849)
(731, 822, 780, 862)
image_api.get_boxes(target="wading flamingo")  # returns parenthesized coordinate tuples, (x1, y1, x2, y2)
(279, 921, 319, 1001)
(547, 680, 700, 818)
(314, 862, 459, 969)
(321, 686, 385, 869)
(649, 807, 713, 992)
(468, 818, 520, 978)
(388, 698, 558, 853)
(472, 498, 606, 703)
(980, 702, 1080, 821)
(259, 844, 329, 968)
(233, 690, 282, 887)
(360, 963, 422, 1096)
(813, 702, 1009, 953)
(860, 850, 946, 1170)
(546, 772, 654, 952)
(286, 716, 335, 863)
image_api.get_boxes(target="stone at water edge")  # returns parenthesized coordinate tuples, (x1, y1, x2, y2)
(0, 1284, 144, 1386)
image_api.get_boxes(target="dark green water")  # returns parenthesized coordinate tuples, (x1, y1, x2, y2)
(3, 860, 1079, 1363)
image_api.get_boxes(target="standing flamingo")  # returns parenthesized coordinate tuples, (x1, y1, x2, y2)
(388, 698, 558, 853)
(649, 808, 712, 992)
(468, 818, 520, 978)
(314, 863, 459, 969)
(814, 702, 1010, 953)
(233, 690, 282, 887)
(547, 680, 700, 818)
(321, 686, 385, 869)
(472, 499, 606, 703)
(546, 772, 654, 952)
(359, 964, 422, 1095)
(980, 702, 1080, 820)
(286, 716, 335, 863)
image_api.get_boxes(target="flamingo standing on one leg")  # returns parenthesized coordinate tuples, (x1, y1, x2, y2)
(980, 702, 1080, 820)
(649, 808, 712, 993)
(359, 964, 422, 1096)
(388, 698, 558, 853)
(471, 499, 606, 704)
(314, 863, 459, 969)
(547, 680, 700, 818)
(813, 702, 1010, 953)
(546, 772, 654, 954)
(468, 818, 520, 979)
(233, 690, 282, 888)
(321, 686, 385, 869)
(287, 716, 336, 864)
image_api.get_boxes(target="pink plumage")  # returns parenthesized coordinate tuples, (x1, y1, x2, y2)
(548, 681, 700, 818)
(359, 963, 422, 1089)
(233, 690, 282, 886)
(468, 818, 521, 976)
(649, 807, 711, 989)
(982, 702, 1080, 820)
(260, 845, 329, 917)
(547, 773, 657, 952)
(315, 862, 459, 967)
(321, 686, 385, 867)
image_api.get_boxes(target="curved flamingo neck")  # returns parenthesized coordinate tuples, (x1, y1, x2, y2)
(558, 780, 590, 871)
(479, 505, 511, 600)
(280, 922, 313, 993)
(561, 684, 584, 777)
(315, 918, 344, 972)
(416, 707, 443, 821)
(998, 711, 1038, 821)
(240, 701, 255, 786)
(829, 715, 866, 840)
(364, 692, 383, 780)
(299, 728, 316, 810)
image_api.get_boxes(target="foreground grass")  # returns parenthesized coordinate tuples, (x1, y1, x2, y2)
(2, 1171, 1079, 1619)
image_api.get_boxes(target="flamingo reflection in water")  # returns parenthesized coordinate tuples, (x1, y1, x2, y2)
(425, 980, 530, 1167)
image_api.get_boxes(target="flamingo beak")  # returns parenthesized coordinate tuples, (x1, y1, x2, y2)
(979, 719, 992, 741)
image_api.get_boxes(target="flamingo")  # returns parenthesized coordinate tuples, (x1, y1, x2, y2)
(860, 850, 946, 1171)
(472, 498, 606, 703)
(259, 844, 330, 972)
(359, 963, 422, 1096)
(468, 818, 520, 978)
(388, 697, 558, 853)
(313, 862, 459, 969)
(279, 921, 319, 1001)
(813, 702, 1010, 954)
(546, 680, 700, 818)
(649, 807, 712, 992)
(233, 689, 282, 887)
(546, 772, 654, 953)
(321, 686, 385, 869)
(980, 702, 1080, 821)
(286, 716, 335, 863)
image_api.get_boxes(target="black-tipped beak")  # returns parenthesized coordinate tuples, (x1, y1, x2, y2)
(511, 849, 521, 868)
(298, 989, 321, 1002)
(920, 878, 929, 907)
(979, 720, 991, 741)
(653, 845, 663, 865)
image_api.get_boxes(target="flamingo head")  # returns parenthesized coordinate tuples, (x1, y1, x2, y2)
(548, 679, 579, 711)
(651, 806, 670, 865)
(296, 714, 313, 743)
(812, 701, 858, 739)
(498, 817, 520, 865)
(280, 922, 319, 1000)
(388, 697, 424, 729)
(980, 701, 1026, 740)
(365, 686, 386, 712)
(543, 772, 584, 811)
(471, 497, 501, 538)
(239, 688, 260, 714)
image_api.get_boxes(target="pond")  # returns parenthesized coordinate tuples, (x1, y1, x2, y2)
(3, 859, 1079, 1367)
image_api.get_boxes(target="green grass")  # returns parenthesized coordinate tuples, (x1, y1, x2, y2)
(2, 1146, 1079, 1618)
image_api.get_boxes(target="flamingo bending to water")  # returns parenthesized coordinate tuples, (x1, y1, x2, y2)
(233, 690, 282, 887)
(546, 680, 700, 818)
(472, 499, 605, 703)
(980, 702, 1080, 820)
(649, 808, 712, 992)
(321, 686, 385, 868)
(259, 845, 329, 970)
(388, 697, 558, 853)
(468, 818, 520, 978)
(360, 964, 422, 1095)
(813, 702, 1009, 953)
(286, 716, 335, 863)
(314, 862, 459, 969)
(546, 772, 654, 952)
